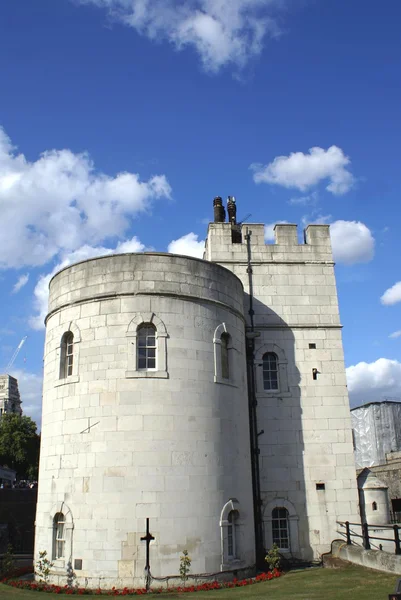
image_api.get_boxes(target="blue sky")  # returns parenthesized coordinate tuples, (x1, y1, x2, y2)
(1, 0, 401, 424)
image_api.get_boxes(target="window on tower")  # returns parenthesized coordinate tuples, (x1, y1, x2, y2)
(126, 313, 168, 379)
(272, 507, 290, 550)
(220, 499, 241, 567)
(227, 510, 239, 559)
(262, 352, 279, 391)
(213, 324, 235, 386)
(137, 323, 157, 370)
(60, 332, 74, 379)
(220, 333, 230, 380)
(53, 512, 66, 559)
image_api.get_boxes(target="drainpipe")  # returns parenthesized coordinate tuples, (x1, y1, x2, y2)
(244, 227, 264, 568)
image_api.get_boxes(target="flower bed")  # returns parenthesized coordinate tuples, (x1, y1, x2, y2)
(1, 569, 282, 595)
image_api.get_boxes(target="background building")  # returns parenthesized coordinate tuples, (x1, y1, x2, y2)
(0, 374, 22, 416)
(351, 401, 401, 468)
(34, 199, 359, 588)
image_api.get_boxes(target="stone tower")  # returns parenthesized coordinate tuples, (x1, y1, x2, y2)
(0, 374, 22, 416)
(204, 216, 359, 560)
(34, 203, 360, 588)
(34, 253, 255, 589)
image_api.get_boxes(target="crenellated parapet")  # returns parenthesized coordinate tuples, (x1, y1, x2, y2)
(204, 222, 333, 263)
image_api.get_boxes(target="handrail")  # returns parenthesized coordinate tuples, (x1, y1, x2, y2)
(337, 520, 401, 555)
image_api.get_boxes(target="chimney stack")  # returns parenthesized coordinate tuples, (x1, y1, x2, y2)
(227, 196, 237, 225)
(213, 196, 226, 223)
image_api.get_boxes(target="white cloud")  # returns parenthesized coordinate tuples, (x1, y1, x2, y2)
(346, 358, 401, 407)
(0, 127, 171, 269)
(288, 191, 318, 206)
(329, 220, 375, 265)
(381, 282, 401, 306)
(264, 221, 288, 242)
(301, 213, 331, 227)
(167, 232, 205, 258)
(74, 0, 281, 73)
(29, 236, 146, 330)
(264, 218, 374, 265)
(10, 368, 43, 428)
(12, 273, 29, 294)
(389, 330, 401, 339)
(251, 146, 354, 195)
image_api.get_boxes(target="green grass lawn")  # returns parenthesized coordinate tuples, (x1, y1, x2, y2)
(0, 564, 397, 600)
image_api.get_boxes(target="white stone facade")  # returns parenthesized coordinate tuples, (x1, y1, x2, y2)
(35, 254, 255, 588)
(35, 219, 360, 587)
(205, 222, 360, 560)
(0, 374, 22, 416)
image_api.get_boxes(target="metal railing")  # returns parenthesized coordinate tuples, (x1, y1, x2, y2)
(337, 520, 401, 555)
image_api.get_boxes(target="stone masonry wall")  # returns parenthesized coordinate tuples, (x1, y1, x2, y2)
(35, 253, 255, 589)
(205, 222, 360, 560)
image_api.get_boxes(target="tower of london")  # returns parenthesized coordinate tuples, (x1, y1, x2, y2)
(34, 197, 359, 589)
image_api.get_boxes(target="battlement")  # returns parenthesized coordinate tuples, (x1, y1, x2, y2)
(204, 222, 333, 263)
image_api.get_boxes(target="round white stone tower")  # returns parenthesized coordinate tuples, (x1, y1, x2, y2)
(34, 253, 255, 589)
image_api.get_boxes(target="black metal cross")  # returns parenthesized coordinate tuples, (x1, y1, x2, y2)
(140, 518, 155, 573)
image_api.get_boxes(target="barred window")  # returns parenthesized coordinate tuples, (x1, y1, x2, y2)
(53, 512, 65, 559)
(262, 352, 279, 391)
(272, 507, 289, 550)
(137, 324, 157, 370)
(60, 332, 74, 379)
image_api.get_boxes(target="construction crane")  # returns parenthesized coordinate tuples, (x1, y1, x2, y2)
(5, 336, 28, 372)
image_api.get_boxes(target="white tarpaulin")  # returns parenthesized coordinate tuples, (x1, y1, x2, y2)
(351, 401, 401, 468)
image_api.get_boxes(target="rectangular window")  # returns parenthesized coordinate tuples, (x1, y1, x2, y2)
(66, 336, 74, 377)
(137, 326, 157, 370)
(272, 508, 289, 549)
(227, 524, 234, 557)
(263, 353, 279, 391)
(54, 514, 66, 559)
(221, 334, 230, 380)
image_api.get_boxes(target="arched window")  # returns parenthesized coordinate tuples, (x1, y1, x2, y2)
(126, 313, 168, 379)
(272, 507, 290, 550)
(263, 352, 279, 391)
(213, 324, 234, 386)
(221, 333, 230, 380)
(60, 332, 74, 379)
(227, 510, 239, 559)
(220, 499, 241, 567)
(53, 512, 66, 559)
(137, 323, 157, 370)
(372, 501, 378, 511)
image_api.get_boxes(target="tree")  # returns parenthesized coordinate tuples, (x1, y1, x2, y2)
(0, 414, 40, 480)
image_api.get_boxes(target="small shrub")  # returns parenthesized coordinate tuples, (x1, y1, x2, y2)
(265, 543, 281, 571)
(0, 544, 14, 578)
(35, 550, 54, 582)
(179, 549, 191, 584)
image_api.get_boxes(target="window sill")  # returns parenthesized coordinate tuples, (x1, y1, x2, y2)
(256, 390, 291, 398)
(125, 370, 168, 379)
(55, 376, 79, 387)
(214, 376, 237, 387)
(50, 559, 65, 570)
